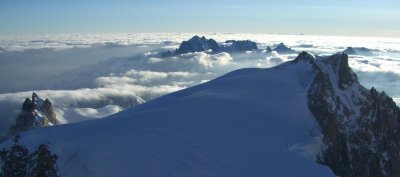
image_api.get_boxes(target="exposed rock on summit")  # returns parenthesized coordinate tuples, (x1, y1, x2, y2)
(343, 47, 374, 56)
(292, 51, 316, 64)
(272, 43, 297, 54)
(223, 40, 258, 53)
(161, 36, 260, 56)
(7, 92, 58, 138)
(174, 36, 220, 55)
(307, 52, 400, 177)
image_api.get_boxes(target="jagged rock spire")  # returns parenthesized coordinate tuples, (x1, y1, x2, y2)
(174, 36, 220, 55)
(6, 93, 57, 140)
(162, 36, 260, 56)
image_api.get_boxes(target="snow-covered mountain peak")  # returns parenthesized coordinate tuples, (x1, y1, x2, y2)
(1, 52, 399, 177)
(0, 53, 336, 177)
(292, 51, 316, 64)
(223, 40, 258, 53)
(343, 47, 374, 56)
(174, 35, 220, 55)
(272, 42, 297, 54)
(167, 36, 260, 56)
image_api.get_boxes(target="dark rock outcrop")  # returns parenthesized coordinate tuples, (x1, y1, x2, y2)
(266, 46, 272, 53)
(306, 52, 400, 177)
(272, 43, 297, 54)
(343, 47, 373, 56)
(42, 98, 57, 124)
(223, 40, 258, 53)
(160, 50, 173, 57)
(160, 36, 260, 57)
(7, 92, 58, 138)
(292, 51, 316, 64)
(174, 36, 220, 55)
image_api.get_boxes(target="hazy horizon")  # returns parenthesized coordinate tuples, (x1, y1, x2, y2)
(1, 0, 399, 37)
(2, 32, 400, 39)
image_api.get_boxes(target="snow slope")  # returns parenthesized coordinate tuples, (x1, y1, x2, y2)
(55, 105, 124, 124)
(0, 58, 335, 177)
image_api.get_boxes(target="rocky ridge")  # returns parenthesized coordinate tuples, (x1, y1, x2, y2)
(301, 52, 400, 177)
(161, 36, 297, 56)
(7, 92, 58, 138)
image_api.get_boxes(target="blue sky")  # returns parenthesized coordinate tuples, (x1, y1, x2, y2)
(1, 0, 399, 37)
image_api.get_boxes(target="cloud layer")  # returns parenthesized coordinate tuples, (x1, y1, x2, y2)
(0, 33, 399, 136)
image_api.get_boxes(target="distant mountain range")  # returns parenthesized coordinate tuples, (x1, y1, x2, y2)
(342, 47, 376, 55)
(160, 36, 377, 57)
(161, 35, 297, 57)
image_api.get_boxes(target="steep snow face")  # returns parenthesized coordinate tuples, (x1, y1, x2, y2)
(0, 57, 335, 177)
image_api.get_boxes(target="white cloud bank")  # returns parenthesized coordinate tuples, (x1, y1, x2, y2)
(0, 33, 399, 136)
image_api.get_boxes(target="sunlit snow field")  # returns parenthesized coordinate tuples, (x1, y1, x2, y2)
(0, 33, 399, 135)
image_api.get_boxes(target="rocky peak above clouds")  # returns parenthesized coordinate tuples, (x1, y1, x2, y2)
(5, 92, 57, 140)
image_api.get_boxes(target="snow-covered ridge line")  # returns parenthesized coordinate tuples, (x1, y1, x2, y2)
(1, 51, 399, 177)
(0, 51, 335, 177)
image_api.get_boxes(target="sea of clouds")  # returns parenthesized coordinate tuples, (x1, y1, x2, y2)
(0, 33, 399, 136)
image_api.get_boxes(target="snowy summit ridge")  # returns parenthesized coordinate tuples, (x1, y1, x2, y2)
(1, 52, 399, 177)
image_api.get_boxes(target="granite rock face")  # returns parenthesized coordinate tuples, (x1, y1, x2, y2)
(306, 53, 400, 177)
(7, 92, 58, 138)
(161, 36, 260, 56)
(174, 36, 220, 55)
